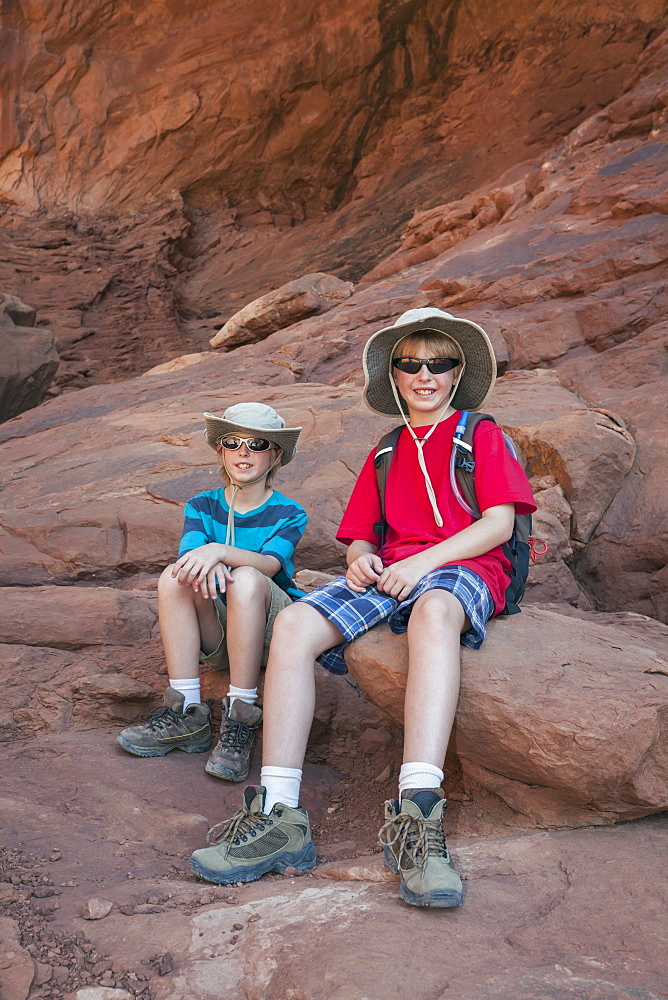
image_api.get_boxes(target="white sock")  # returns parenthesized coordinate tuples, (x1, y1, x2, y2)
(169, 678, 201, 709)
(227, 685, 258, 708)
(399, 762, 444, 800)
(261, 766, 302, 812)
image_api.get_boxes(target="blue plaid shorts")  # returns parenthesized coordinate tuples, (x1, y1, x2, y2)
(298, 565, 494, 675)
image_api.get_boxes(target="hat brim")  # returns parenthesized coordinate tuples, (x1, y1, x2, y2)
(203, 415, 301, 466)
(362, 315, 497, 417)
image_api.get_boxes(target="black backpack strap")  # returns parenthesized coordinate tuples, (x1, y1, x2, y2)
(453, 411, 497, 517)
(373, 425, 403, 547)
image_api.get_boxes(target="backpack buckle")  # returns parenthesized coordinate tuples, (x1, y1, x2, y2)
(455, 453, 475, 474)
(453, 436, 475, 474)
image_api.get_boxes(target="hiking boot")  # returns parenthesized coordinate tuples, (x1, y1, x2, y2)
(379, 788, 463, 908)
(116, 688, 212, 757)
(189, 785, 316, 885)
(204, 697, 262, 782)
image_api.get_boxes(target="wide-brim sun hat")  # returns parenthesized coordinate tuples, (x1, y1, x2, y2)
(203, 402, 301, 466)
(363, 307, 497, 417)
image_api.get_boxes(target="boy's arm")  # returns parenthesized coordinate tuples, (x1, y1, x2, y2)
(345, 539, 384, 594)
(172, 543, 281, 598)
(377, 503, 515, 601)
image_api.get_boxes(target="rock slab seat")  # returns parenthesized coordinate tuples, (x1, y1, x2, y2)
(344, 606, 668, 827)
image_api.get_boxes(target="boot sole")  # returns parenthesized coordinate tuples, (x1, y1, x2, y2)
(383, 846, 463, 908)
(204, 760, 249, 782)
(116, 734, 212, 757)
(189, 842, 317, 885)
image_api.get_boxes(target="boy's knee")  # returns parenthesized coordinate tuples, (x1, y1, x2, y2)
(271, 601, 309, 640)
(411, 590, 464, 628)
(158, 564, 179, 595)
(227, 565, 268, 599)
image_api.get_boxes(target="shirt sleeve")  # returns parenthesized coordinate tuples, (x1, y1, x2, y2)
(336, 450, 383, 547)
(472, 420, 537, 515)
(177, 498, 213, 556)
(258, 506, 308, 577)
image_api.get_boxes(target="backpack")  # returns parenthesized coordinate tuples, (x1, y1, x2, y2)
(372, 410, 541, 616)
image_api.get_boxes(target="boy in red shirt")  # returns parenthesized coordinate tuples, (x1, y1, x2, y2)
(190, 308, 536, 907)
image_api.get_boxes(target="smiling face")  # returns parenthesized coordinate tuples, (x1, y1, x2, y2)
(217, 438, 281, 486)
(392, 333, 463, 426)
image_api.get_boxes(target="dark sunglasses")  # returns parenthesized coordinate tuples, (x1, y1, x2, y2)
(219, 436, 273, 452)
(392, 356, 461, 375)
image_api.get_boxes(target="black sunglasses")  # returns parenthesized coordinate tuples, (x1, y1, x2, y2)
(392, 356, 461, 375)
(219, 436, 273, 452)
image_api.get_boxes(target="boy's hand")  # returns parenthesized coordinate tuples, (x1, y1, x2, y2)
(377, 552, 432, 601)
(346, 552, 384, 593)
(172, 545, 233, 597)
(198, 562, 234, 599)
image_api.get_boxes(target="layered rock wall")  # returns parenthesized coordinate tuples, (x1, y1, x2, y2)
(2, 1, 664, 218)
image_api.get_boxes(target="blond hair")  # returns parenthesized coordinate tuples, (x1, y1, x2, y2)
(393, 331, 463, 364)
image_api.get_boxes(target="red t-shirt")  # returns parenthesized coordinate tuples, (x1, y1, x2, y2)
(337, 411, 537, 616)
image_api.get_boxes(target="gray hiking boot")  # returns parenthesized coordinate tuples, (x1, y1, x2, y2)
(205, 697, 263, 782)
(189, 785, 317, 885)
(116, 688, 212, 757)
(379, 788, 463, 908)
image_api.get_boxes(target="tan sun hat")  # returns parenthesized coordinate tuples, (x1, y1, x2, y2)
(203, 402, 301, 466)
(363, 307, 497, 417)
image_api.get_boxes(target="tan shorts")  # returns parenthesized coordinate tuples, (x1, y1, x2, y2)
(200, 578, 293, 671)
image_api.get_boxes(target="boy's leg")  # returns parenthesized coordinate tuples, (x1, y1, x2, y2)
(380, 589, 465, 908)
(223, 564, 272, 693)
(260, 601, 345, 810)
(115, 566, 215, 757)
(190, 601, 345, 884)
(402, 589, 463, 768)
(205, 565, 273, 781)
(158, 564, 222, 691)
(262, 602, 344, 766)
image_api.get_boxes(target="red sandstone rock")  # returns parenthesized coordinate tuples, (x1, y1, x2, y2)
(0, 586, 157, 649)
(314, 859, 396, 882)
(557, 318, 668, 620)
(0, 916, 34, 1000)
(0, 293, 58, 422)
(0, 199, 193, 391)
(81, 898, 113, 920)
(209, 273, 353, 351)
(73, 817, 667, 999)
(0, 586, 162, 740)
(344, 606, 668, 827)
(3, 2, 662, 221)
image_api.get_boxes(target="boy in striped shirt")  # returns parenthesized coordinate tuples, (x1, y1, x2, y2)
(117, 403, 307, 783)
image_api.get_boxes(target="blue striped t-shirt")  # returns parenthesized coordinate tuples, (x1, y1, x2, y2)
(178, 488, 308, 599)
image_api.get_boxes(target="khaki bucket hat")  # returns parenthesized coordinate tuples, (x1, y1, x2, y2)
(363, 308, 497, 417)
(203, 402, 301, 466)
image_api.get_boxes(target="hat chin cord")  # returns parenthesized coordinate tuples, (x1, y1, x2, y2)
(389, 360, 465, 529)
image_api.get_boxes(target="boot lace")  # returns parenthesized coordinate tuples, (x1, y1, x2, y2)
(218, 718, 252, 754)
(206, 802, 273, 847)
(140, 705, 182, 731)
(378, 813, 448, 870)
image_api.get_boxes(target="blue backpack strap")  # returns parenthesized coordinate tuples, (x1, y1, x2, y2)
(453, 410, 475, 474)
(452, 411, 497, 517)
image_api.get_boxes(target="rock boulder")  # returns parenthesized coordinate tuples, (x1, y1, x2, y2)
(0, 586, 162, 741)
(209, 273, 354, 351)
(0, 293, 58, 422)
(344, 606, 668, 827)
